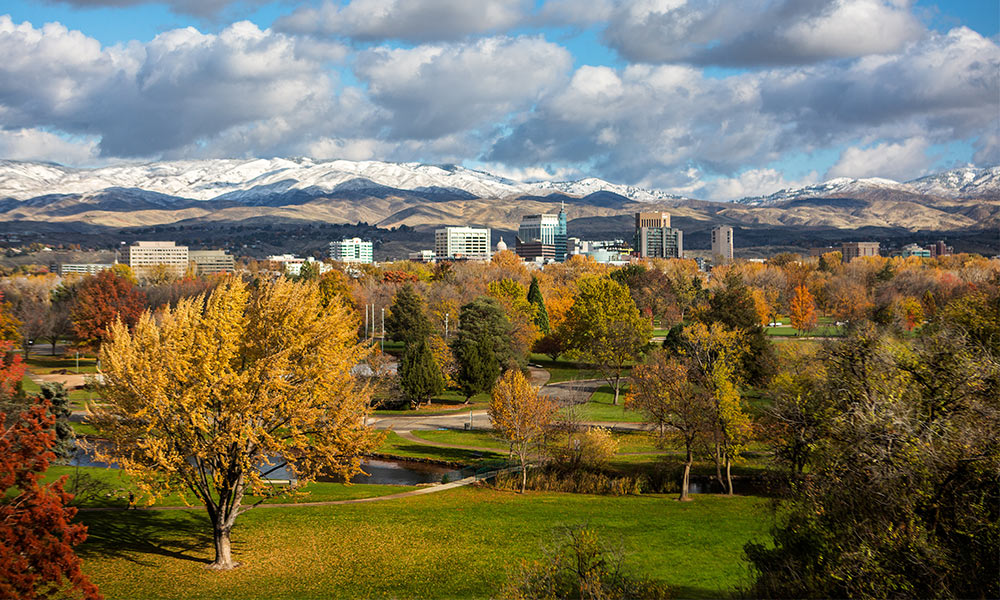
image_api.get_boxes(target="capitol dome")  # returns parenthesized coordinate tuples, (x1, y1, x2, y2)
(496, 237, 508, 252)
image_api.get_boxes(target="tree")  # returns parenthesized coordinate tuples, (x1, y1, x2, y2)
(93, 277, 381, 569)
(788, 283, 817, 334)
(296, 259, 321, 281)
(745, 323, 1000, 598)
(626, 351, 711, 501)
(526, 276, 550, 334)
(70, 270, 146, 348)
(676, 323, 751, 495)
(699, 271, 776, 385)
(560, 277, 651, 405)
(1, 359, 100, 600)
(399, 337, 445, 408)
(451, 297, 517, 403)
(489, 369, 556, 493)
(384, 284, 430, 344)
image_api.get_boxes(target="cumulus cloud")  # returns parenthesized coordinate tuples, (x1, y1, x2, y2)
(662, 167, 820, 201)
(0, 128, 100, 165)
(354, 36, 572, 139)
(826, 138, 933, 180)
(0, 16, 365, 158)
(602, 0, 925, 66)
(276, 0, 530, 42)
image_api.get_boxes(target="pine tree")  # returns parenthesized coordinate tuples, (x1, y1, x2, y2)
(38, 383, 75, 461)
(526, 276, 550, 334)
(451, 297, 515, 403)
(384, 284, 430, 344)
(399, 337, 444, 408)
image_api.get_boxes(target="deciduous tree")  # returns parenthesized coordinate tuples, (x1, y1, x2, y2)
(93, 277, 380, 570)
(70, 270, 146, 348)
(560, 277, 651, 405)
(788, 283, 817, 334)
(489, 369, 556, 493)
(627, 351, 711, 500)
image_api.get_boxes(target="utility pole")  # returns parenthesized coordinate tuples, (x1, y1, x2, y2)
(381, 308, 385, 352)
(364, 303, 369, 341)
(445, 312, 449, 340)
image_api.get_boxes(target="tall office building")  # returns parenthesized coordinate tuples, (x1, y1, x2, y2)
(329, 238, 374, 264)
(634, 212, 683, 259)
(434, 227, 491, 260)
(841, 242, 880, 263)
(711, 226, 734, 263)
(128, 241, 189, 278)
(516, 204, 568, 262)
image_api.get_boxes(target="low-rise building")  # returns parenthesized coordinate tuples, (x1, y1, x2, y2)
(59, 263, 114, 276)
(900, 243, 931, 258)
(841, 241, 880, 263)
(408, 250, 436, 262)
(189, 250, 235, 275)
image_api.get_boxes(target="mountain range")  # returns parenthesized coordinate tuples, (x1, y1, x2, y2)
(0, 159, 997, 254)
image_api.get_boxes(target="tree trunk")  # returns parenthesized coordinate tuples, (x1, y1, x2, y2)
(724, 456, 733, 496)
(208, 525, 236, 570)
(520, 456, 527, 494)
(679, 445, 693, 502)
(612, 375, 621, 406)
(714, 441, 724, 491)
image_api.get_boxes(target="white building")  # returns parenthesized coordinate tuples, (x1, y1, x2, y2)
(408, 250, 436, 262)
(189, 250, 235, 275)
(59, 263, 114, 276)
(128, 241, 189, 278)
(329, 238, 373, 264)
(434, 227, 491, 260)
(266, 254, 331, 277)
(711, 226, 734, 263)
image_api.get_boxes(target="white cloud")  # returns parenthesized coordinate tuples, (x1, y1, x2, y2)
(276, 0, 530, 42)
(602, 0, 925, 66)
(826, 138, 932, 180)
(668, 168, 821, 201)
(354, 36, 572, 139)
(39, 0, 270, 19)
(0, 128, 100, 165)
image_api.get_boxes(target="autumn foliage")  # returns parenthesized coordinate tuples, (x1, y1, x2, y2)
(1, 402, 100, 599)
(71, 269, 147, 347)
(788, 283, 817, 334)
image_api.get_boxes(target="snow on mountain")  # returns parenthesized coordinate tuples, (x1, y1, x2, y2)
(735, 167, 999, 206)
(0, 158, 681, 205)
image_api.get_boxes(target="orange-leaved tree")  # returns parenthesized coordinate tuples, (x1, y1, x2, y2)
(70, 269, 146, 347)
(0, 335, 100, 600)
(789, 283, 817, 335)
(489, 369, 556, 493)
(93, 277, 382, 570)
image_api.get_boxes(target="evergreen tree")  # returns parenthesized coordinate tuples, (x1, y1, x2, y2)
(526, 276, 550, 334)
(38, 383, 75, 461)
(399, 338, 444, 408)
(384, 284, 430, 344)
(451, 297, 516, 403)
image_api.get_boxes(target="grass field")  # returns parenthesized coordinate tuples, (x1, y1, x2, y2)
(77, 486, 770, 599)
(377, 431, 504, 466)
(528, 355, 603, 383)
(410, 429, 510, 451)
(24, 354, 99, 374)
(561, 385, 644, 423)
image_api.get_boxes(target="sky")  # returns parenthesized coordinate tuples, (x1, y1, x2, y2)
(0, 0, 997, 201)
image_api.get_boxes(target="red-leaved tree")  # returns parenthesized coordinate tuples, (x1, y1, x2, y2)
(0, 328, 100, 599)
(71, 270, 146, 347)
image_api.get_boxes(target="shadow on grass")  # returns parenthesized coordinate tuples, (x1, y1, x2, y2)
(386, 442, 504, 464)
(77, 510, 222, 566)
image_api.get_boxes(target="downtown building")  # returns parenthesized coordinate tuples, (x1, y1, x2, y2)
(329, 238, 374, 264)
(841, 241, 880, 263)
(711, 226, 734, 263)
(128, 241, 234, 278)
(434, 226, 491, 260)
(515, 205, 568, 262)
(634, 212, 683, 259)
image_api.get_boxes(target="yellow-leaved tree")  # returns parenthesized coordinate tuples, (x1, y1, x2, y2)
(789, 283, 817, 334)
(489, 369, 556, 493)
(92, 277, 381, 570)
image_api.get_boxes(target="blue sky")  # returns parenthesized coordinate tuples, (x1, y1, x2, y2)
(0, 0, 997, 200)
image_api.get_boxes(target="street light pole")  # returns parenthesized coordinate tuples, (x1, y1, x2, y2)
(445, 312, 449, 340)
(381, 308, 385, 352)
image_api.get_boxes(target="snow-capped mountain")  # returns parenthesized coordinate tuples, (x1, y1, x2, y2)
(735, 166, 1000, 206)
(0, 158, 685, 205)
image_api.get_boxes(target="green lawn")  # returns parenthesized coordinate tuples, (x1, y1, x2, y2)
(24, 354, 99, 374)
(377, 431, 504, 466)
(529, 354, 603, 383)
(562, 385, 644, 423)
(410, 429, 510, 451)
(77, 486, 770, 599)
